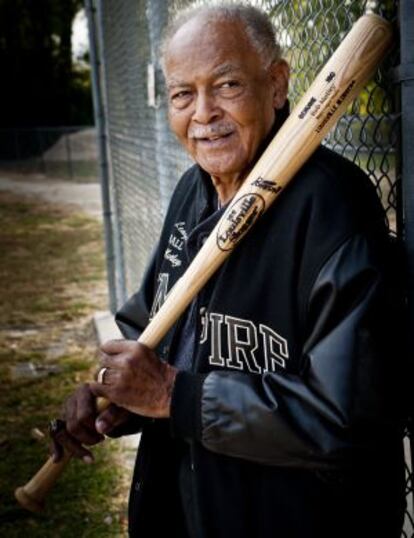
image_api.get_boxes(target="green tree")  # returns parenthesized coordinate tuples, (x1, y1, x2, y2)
(0, 0, 93, 129)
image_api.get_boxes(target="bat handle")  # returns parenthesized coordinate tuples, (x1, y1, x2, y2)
(15, 396, 111, 512)
(15, 451, 72, 512)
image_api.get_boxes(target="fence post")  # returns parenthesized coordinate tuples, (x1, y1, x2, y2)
(85, 0, 119, 313)
(65, 131, 74, 179)
(399, 2, 414, 534)
(35, 128, 45, 174)
(13, 128, 20, 162)
(400, 2, 414, 380)
(146, 0, 171, 216)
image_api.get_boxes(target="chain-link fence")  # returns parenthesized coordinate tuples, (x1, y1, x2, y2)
(90, 0, 412, 534)
(95, 0, 400, 301)
(0, 127, 98, 182)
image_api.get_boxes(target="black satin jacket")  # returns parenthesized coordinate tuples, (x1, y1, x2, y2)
(115, 146, 407, 538)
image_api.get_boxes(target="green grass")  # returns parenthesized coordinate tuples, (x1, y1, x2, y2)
(0, 192, 129, 537)
(0, 195, 106, 326)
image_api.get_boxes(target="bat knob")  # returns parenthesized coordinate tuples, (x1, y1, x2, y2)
(14, 452, 72, 513)
(15, 486, 45, 513)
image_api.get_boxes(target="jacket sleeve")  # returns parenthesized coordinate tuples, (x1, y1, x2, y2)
(170, 232, 407, 468)
(115, 244, 159, 340)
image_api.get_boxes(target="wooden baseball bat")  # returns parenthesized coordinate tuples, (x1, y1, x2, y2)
(15, 13, 392, 513)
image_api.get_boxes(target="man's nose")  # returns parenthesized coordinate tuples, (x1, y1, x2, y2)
(193, 91, 221, 124)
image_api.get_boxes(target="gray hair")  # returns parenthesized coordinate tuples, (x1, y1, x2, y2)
(160, 3, 282, 72)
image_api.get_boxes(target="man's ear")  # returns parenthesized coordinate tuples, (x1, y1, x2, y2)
(269, 60, 290, 110)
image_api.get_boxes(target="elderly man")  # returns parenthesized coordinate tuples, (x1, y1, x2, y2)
(51, 4, 406, 537)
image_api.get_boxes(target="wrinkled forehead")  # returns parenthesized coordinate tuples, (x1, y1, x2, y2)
(164, 15, 259, 82)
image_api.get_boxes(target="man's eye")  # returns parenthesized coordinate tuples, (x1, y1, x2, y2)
(220, 80, 240, 89)
(218, 80, 243, 97)
(169, 91, 192, 109)
(171, 91, 191, 102)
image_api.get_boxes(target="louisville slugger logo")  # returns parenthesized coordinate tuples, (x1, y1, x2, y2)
(216, 193, 265, 251)
(251, 177, 282, 195)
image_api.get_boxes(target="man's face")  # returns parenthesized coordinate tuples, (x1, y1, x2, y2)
(164, 16, 288, 180)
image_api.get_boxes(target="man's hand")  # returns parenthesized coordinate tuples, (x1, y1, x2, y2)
(90, 340, 177, 418)
(49, 383, 131, 463)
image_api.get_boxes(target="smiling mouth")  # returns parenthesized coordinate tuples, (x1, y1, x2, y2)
(195, 132, 234, 143)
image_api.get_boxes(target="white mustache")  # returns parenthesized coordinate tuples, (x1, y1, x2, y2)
(189, 124, 234, 139)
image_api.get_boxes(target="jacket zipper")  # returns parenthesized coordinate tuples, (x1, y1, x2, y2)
(186, 210, 216, 537)
(188, 292, 205, 536)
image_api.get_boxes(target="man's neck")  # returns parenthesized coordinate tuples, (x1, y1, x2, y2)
(210, 172, 246, 206)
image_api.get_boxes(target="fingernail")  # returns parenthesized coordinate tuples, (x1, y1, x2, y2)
(96, 419, 106, 434)
(83, 455, 94, 464)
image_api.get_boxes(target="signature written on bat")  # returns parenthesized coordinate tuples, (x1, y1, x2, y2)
(251, 177, 282, 195)
(315, 79, 356, 133)
(298, 72, 338, 120)
(216, 193, 265, 251)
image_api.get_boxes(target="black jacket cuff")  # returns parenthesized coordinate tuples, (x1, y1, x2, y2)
(170, 371, 207, 442)
(105, 414, 147, 438)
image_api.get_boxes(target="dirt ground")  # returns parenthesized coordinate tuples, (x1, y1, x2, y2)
(0, 173, 103, 219)
(0, 175, 131, 537)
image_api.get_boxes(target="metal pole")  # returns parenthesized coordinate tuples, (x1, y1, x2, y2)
(400, 2, 414, 376)
(399, 0, 414, 532)
(14, 128, 20, 164)
(36, 128, 46, 175)
(65, 131, 74, 179)
(85, 0, 118, 312)
(95, 0, 128, 305)
(146, 0, 170, 216)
